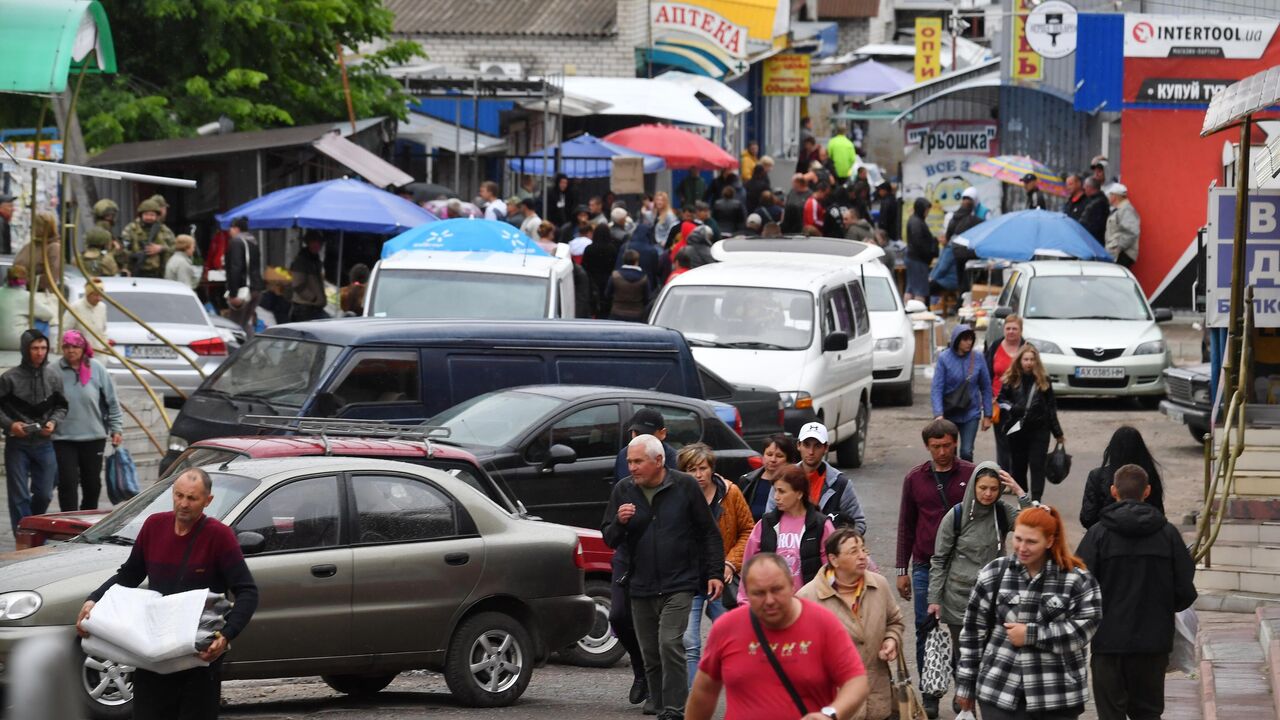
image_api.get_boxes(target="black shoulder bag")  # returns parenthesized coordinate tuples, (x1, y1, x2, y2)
(750, 611, 808, 716)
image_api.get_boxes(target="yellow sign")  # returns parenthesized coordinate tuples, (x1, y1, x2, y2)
(762, 54, 810, 96)
(1011, 0, 1043, 81)
(914, 18, 943, 83)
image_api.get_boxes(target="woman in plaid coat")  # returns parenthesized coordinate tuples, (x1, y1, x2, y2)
(954, 505, 1102, 720)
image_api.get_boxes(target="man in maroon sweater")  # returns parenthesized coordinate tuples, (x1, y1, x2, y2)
(77, 468, 258, 720)
(894, 419, 973, 719)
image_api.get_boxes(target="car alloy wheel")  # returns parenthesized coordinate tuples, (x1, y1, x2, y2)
(559, 580, 625, 668)
(82, 654, 134, 706)
(469, 628, 524, 694)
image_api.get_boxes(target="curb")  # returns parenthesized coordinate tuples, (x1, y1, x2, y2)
(1200, 658, 1218, 720)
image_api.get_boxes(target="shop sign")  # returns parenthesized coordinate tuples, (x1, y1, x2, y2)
(1131, 77, 1231, 104)
(906, 123, 998, 155)
(1025, 1, 1078, 59)
(1207, 188, 1280, 328)
(651, 2, 749, 58)
(902, 122, 1001, 236)
(1124, 15, 1279, 59)
(1011, 0, 1043, 81)
(914, 17, 942, 82)
(762, 54, 809, 96)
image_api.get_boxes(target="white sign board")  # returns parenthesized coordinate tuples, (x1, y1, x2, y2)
(1124, 15, 1279, 59)
(1206, 187, 1280, 328)
(1026, 1, 1078, 59)
(902, 121, 1002, 237)
(611, 157, 645, 195)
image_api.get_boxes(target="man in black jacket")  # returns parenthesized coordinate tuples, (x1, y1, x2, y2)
(224, 217, 264, 336)
(602, 434, 723, 720)
(1078, 176, 1111, 244)
(1076, 464, 1196, 720)
(1, 329, 67, 534)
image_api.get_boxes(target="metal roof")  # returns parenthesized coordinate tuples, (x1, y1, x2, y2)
(1202, 65, 1280, 137)
(88, 118, 386, 167)
(865, 58, 1000, 106)
(312, 131, 412, 188)
(387, 0, 616, 37)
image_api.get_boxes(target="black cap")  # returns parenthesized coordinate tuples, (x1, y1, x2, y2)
(628, 408, 666, 435)
(574, 204, 589, 216)
(0, 194, 14, 204)
(1021, 173, 1037, 182)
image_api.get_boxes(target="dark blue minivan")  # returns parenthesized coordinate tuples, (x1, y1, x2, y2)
(164, 319, 705, 468)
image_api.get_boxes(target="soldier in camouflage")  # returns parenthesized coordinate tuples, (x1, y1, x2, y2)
(119, 197, 175, 278)
(81, 227, 119, 277)
(92, 199, 125, 271)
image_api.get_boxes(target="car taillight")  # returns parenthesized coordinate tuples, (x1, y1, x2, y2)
(574, 541, 586, 570)
(746, 455, 763, 470)
(733, 408, 743, 436)
(189, 337, 227, 356)
(13, 529, 37, 551)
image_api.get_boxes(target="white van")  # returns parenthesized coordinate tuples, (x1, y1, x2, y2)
(860, 261, 917, 405)
(365, 247, 576, 319)
(649, 238, 879, 466)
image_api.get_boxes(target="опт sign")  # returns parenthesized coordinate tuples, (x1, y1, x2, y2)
(1124, 15, 1279, 59)
(1206, 188, 1280, 328)
(651, 2, 749, 58)
(914, 17, 942, 83)
(1025, 1, 1078, 59)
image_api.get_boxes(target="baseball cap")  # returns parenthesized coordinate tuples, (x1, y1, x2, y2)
(1106, 182, 1128, 196)
(1091, 155, 1109, 169)
(961, 187, 979, 200)
(629, 408, 666, 435)
(797, 422, 829, 445)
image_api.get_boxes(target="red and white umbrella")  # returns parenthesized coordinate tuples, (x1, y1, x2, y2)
(604, 124, 738, 172)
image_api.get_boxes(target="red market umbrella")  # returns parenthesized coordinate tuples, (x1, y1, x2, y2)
(604, 124, 738, 172)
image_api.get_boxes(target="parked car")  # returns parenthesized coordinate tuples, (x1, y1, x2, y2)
(425, 385, 762, 529)
(651, 236, 880, 466)
(859, 258, 915, 405)
(984, 261, 1173, 398)
(18, 424, 624, 670)
(0, 457, 595, 718)
(1160, 363, 1213, 442)
(699, 364, 784, 446)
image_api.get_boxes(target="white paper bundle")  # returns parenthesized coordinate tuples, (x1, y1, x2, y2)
(80, 586, 211, 674)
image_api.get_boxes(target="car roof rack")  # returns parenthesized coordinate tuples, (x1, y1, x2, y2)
(240, 415, 451, 458)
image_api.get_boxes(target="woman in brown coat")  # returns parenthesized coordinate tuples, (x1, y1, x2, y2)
(798, 528, 905, 720)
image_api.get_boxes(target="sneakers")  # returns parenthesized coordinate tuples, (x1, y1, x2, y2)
(922, 694, 939, 719)
(629, 677, 649, 705)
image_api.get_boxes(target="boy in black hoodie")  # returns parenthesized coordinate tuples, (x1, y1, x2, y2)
(1076, 464, 1197, 720)
(0, 329, 68, 534)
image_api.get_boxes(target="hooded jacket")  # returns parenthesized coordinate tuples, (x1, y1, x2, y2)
(0, 329, 68, 443)
(930, 324, 993, 424)
(906, 198, 936, 263)
(1075, 500, 1196, 654)
(927, 461, 1031, 625)
(615, 223, 663, 289)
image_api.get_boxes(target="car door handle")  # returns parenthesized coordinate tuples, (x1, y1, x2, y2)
(310, 564, 337, 578)
(444, 552, 470, 566)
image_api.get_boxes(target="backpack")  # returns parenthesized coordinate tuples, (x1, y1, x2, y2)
(952, 501, 1009, 539)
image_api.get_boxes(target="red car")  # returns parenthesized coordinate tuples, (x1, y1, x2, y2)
(16, 432, 622, 668)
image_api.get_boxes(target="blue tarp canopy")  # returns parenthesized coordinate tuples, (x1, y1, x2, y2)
(382, 218, 548, 259)
(811, 59, 914, 96)
(215, 178, 438, 234)
(954, 209, 1112, 261)
(507, 133, 666, 178)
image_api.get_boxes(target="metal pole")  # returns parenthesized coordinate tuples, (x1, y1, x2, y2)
(473, 78, 481, 198)
(1224, 116, 1253, 403)
(27, 99, 49, 331)
(950, 4, 959, 72)
(336, 230, 344, 288)
(541, 82, 550, 220)
(455, 98, 462, 193)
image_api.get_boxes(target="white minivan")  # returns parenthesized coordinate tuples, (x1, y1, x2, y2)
(365, 247, 577, 319)
(649, 238, 879, 466)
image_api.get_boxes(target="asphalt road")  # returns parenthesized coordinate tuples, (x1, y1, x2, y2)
(216, 380, 1206, 720)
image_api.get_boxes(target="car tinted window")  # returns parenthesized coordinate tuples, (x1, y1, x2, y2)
(328, 352, 419, 407)
(824, 287, 854, 335)
(105, 292, 207, 325)
(847, 282, 871, 337)
(999, 271, 1020, 307)
(234, 476, 341, 553)
(541, 404, 622, 460)
(445, 355, 548, 406)
(636, 404, 702, 448)
(555, 357, 683, 395)
(352, 475, 458, 542)
(699, 367, 733, 400)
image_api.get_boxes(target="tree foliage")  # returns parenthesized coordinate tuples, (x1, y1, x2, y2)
(78, 0, 423, 150)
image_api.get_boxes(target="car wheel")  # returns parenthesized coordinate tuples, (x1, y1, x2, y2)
(444, 612, 533, 707)
(558, 580, 625, 668)
(835, 400, 868, 468)
(80, 652, 134, 720)
(322, 673, 398, 696)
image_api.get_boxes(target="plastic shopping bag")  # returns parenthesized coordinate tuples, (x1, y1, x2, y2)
(80, 586, 229, 674)
(919, 619, 953, 696)
(1168, 607, 1199, 674)
(104, 447, 139, 504)
(956, 711, 976, 720)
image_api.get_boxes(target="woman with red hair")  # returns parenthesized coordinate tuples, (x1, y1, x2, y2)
(954, 505, 1101, 720)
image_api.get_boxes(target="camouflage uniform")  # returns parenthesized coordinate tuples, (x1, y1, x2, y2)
(82, 226, 119, 277)
(91, 199, 125, 270)
(120, 198, 175, 277)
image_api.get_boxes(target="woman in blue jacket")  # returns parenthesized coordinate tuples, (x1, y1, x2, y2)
(930, 324, 992, 461)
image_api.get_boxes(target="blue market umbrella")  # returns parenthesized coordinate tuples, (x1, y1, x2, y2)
(215, 178, 438, 234)
(811, 59, 914, 96)
(382, 218, 548, 259)
(507, 133, 667, 178)
(954, 209, 1112, 261)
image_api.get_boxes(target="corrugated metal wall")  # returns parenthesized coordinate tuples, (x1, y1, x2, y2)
(998, 85, 1099, 178)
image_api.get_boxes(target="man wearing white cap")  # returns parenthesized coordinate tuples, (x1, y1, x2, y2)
(1104, 183, 1140, 268)
(765, 421, 866, 534)
(944, 187, 986, 295)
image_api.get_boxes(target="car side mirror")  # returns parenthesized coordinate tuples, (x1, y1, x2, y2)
(823, 331, 849, 352)
(237, 531, 266, 555)
(542, 443, 577, 472)
(904, 299, 928, 314)
(1154, 307, 1174, 322)
(993, 306, 1012, 319)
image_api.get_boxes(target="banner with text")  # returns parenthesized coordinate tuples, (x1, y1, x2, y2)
(1124, 15, 1279, 59)
(902, 121, 1001, 236)
(762, 54, 810, 96)
(1011, 0, 1043, 81)
(1206, 188, 1280, 328)
(914, 17, 942, 82)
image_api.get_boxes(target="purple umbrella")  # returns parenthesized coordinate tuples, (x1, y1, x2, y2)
(811, 59, 914, 96)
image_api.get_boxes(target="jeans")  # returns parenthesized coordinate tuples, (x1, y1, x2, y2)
(1092, 652, 1169, 720)
(5, 441, 57, 535)
(54, 439, 105, 512)
(609, 579, 645, 682)
(632, 592, 694, 719)
(955, 417, 980, 462)
(912, 562, 931, 681)
(683, 592, 727, 686)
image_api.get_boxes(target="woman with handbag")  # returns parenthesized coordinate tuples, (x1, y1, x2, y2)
(996, 344, 1064, 501)
(737, 465, 834, 604)
(930, 324, 992, 461)
(955, 506, 1102, 720)
(797, 528, 904, 720)
(52, 330, 123, 511)
(737, 433, 800, 522)
(1079, 426, 1165, 529)
(679, 443, 755, 686)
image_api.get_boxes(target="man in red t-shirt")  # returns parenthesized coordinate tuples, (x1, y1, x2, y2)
(686, 553, 868, 720)
(802, 182, 830, 232)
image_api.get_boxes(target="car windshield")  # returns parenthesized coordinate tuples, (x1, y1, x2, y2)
(207, 337, 341, 407)
(165, 448, 244, 478)
(1024, 275, 1152, 321)
(78, 473, 259, 545)
(370, 269, 549, 319)
(105, 292, 207, 325)
(863, 276, 899, 312)
(426, 391, 562, 448)
(652, 286, 814, 351)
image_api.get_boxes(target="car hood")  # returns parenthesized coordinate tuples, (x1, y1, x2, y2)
(0, 542, 127, 593)
(690, 347, 807, 392)
(1023, 319, 1161, 352)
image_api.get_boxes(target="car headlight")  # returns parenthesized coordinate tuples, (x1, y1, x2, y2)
(779, 391, 813, 410)
(1192, 385, 1211, 403)
(0, 592, 42, 620)
(875, 338, 904, 353)
(1134, 340, 1166, 355)
(1025, 338, 1064, 355)
(168, 435, 189, 453)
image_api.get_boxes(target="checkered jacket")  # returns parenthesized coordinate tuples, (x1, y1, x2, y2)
(954, 555, 1102, 712)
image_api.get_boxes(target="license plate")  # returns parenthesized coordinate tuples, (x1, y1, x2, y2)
(1074, 366, 1126, 379)
(1166, 407, 1185, 423)
(124, 345, 179, 360)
